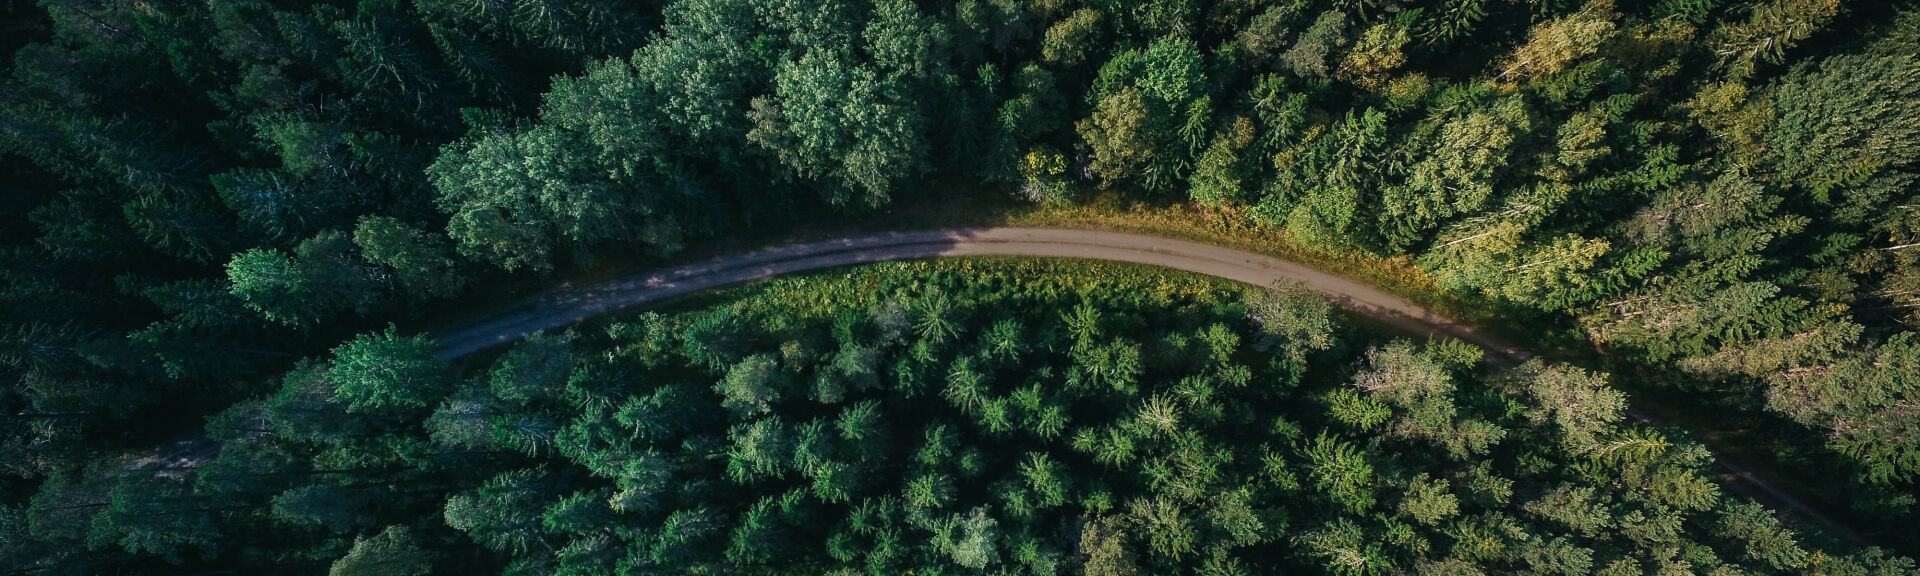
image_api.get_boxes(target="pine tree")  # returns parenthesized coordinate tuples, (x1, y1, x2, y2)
(329, 525, 432, 576)
(327, 327, 451, 417)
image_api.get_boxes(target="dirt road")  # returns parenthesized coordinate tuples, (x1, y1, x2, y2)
(430, 227, 1866, 545)
(434, 228, 1525, 360)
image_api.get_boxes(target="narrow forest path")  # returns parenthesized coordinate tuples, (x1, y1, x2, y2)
(431, 227, 1867, 546)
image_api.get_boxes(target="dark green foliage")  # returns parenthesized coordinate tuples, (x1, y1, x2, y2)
(0, 0, 656, 525)
(328, 326, 451, 416)
(1767, 52, 1920, 203)
(1767, 333, 1920, 483)
(226, 248, 322, 326)
(272, 483, 374, 531)
(26, 261, 1892, 573)
(1078, 34, 1211, 193)
(430, 121, 656, 272)
(6, 0, 1920, 570)
(444, 468, 556, 554)
(353, 215, 468, 299)
(329, 525, 432, 576)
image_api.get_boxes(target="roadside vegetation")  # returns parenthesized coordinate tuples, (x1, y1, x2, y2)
(19, 260, 1914, 573)
(4, 0, 1920, 571)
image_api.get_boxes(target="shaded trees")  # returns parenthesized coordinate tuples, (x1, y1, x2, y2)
(33, 260, 1908, 573)
(328, 327, 451, 417)
(1767, 333, 1920, 482)
(329, 525, 432, 576)
(6, 0, 1920, 570)
(430, 120, 673, 272)
(353, 216, 468, 299)
(224, 227, 383, 324)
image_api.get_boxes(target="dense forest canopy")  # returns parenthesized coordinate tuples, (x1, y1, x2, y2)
(18, 259, 1920, 573)
(3, 0, 1920, 572)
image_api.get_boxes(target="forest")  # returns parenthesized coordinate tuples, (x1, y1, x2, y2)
(15, 259, 1920, 573)
(1, 0, 1919, 572)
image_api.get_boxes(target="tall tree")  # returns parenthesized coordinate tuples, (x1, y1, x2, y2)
(327, 327, 451, 417)
(330, 525, 433, 576)
(748, 48, 928, 207)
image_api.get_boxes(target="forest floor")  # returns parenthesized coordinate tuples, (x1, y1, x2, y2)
(429, 226, 1869, 547)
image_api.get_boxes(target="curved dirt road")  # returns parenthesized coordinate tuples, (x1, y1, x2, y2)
(435, 228, 1525, 360)
(431, 227, 1865, 545)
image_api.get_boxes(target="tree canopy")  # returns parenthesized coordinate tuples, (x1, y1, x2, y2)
(5, 0, 1920, 570)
